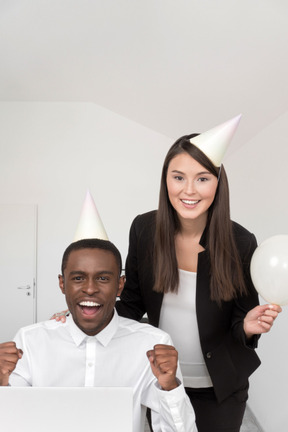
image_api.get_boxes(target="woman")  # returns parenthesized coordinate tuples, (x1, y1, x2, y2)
(54, 116, 281, 431)
(115, 116, 281, 431)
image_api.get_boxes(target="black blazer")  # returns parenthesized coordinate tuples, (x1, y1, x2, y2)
(116, 210, 261, 403)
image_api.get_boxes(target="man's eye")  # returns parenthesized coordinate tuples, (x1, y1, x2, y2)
(73, 276, 84, 281)
(97, 276, 109, 281)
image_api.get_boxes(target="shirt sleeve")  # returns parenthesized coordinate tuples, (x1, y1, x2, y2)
(9, 330, 32, 387)
(151, 382, 197, 432)
(231, 232, 260, 347)
(142, 332, 197, 432)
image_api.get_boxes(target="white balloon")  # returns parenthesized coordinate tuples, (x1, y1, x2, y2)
(250, 235, 288, 306)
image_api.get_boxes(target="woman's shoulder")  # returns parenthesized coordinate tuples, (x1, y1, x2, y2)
(133, 209, 157, 223)
(231, 220, 255, 238)
(129, 210, 157, 242)
(231, 220, 257, 253)
(131, 210, 157, 231)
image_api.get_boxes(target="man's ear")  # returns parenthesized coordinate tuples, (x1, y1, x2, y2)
(117, 275, 125, 297)
(58, 275, 65, 294)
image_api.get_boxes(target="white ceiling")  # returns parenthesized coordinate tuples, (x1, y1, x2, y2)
(1, 0, 287, 153)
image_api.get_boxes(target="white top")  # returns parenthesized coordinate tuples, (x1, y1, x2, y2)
(159, 269, 212, 388)
(10, 310, 197, 432)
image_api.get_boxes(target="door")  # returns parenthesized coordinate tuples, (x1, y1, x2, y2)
(0, 204, 37, 341)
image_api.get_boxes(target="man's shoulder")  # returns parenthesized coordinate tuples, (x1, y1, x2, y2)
(117, 316, 172, 343)
(14, 319, 65, 339)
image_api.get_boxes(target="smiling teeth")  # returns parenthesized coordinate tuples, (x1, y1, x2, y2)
(182, 200, 199, 205)
(79, 301, 100, 307)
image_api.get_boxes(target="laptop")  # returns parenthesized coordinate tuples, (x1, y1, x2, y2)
(0, 387, 133, 432)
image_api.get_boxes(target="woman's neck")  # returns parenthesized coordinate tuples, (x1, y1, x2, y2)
(175, 214, 207, 272)
(177, 212, 207, 239)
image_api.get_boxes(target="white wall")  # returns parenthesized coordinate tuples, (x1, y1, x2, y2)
(0, 102, 287, 430)
(225, 112, 288, 432)
(0, 102, 170, 320)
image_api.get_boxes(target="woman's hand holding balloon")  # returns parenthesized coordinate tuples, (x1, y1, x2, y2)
(243, 304, 282, 339)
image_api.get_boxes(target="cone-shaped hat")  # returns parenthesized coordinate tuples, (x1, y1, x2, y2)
(190, 114, 242, 167)
(73, 190, 108, 241)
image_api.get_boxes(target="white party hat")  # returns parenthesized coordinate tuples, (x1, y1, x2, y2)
(73, 190, 108, 241)
(190, 114, 242, 167)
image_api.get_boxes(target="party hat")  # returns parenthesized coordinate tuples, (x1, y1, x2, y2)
(190, 114, 242, 167)
(74, 190, 108, 241)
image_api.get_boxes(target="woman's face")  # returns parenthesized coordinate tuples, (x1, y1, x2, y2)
(166, 152, 218, 224)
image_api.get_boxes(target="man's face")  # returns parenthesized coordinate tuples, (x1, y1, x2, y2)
(59, 248, 124, 336)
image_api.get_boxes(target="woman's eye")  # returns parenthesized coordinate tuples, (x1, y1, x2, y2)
(174, 175, 184, 181)
(198, 177, 208, 182)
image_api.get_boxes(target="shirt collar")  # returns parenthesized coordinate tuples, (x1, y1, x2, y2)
(67, 309, 119, 347)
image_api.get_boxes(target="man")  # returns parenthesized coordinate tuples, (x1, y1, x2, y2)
(0, 238, 196, 432)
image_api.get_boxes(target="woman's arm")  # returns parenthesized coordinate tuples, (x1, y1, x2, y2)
(231, 231, 260, 346)
(116, 215, 147, 321)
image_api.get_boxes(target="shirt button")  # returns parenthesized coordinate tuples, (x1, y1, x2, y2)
(206, 352, 212, 359)
(88, 362, 94, 367)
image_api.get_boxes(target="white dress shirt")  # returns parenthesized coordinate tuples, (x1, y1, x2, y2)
(10, 310, 197, 432)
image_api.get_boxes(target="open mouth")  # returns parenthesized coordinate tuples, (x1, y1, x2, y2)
(78, 301, 103, 316)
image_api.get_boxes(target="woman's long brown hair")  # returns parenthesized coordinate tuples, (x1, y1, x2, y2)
(153, 134, 248, 304)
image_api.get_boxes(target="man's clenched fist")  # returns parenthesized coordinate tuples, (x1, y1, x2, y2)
(147, 344, 178, 391)
(0, 342, 23, 386)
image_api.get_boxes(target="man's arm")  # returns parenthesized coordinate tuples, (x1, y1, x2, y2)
(146, 344, 197, 432)
(0, 342, 23, 386)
